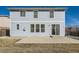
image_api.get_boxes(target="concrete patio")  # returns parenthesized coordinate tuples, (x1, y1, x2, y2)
(16, 36, 79, 44)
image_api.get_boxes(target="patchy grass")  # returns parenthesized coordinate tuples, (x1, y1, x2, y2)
(0, 38, 79, 52)
(0, 38, 20, 47)
(1, 43, 79, 53)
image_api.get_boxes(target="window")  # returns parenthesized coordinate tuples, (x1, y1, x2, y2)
(30, 24, 45, 33)
(41, 24, 45, 32)
(34, 10, 38, 18)
(20, 11, 25, 17)
(50, 10, 54, 18)
(30, 24, 34, 32)
(17, 24, 19, 30)
(36, 24, 40, 32)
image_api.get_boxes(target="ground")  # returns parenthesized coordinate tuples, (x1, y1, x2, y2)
(0, 36, 79, 53)
(16, 36, 79, 43)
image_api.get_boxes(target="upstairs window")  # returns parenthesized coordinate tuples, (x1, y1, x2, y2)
(17, 24, 19, 30)
(34, 10, 38, 18)
(50, 10, 54, 18)
(20, 11, 25, 17)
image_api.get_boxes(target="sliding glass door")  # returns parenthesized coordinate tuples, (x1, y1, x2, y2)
(52, 24, 60, 35)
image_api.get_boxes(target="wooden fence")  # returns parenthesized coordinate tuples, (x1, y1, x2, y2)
(0, 27, 10, 36)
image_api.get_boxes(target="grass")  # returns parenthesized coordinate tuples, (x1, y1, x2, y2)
(0, 38, 20, 47)
(0, 38, 79, 52)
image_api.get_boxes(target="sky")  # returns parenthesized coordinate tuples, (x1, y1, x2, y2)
(0, 6, 79, 27)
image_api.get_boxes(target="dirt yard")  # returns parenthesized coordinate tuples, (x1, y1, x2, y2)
(0, 36, 79, 53)
(17, 36, 79, 43)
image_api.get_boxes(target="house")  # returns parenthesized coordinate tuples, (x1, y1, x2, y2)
(8, 8, 66, 36)
(0, 15, 10, 36)
(0, 15, 10, 28)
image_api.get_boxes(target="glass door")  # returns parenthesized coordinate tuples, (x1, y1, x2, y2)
(52, 24, 60, 35)
(52, 24, 55, 35)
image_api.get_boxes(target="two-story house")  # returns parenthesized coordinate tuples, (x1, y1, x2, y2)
(8, 8, 65, 36)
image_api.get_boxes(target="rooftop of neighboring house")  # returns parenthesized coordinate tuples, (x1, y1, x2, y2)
(0, 15, 9, 17)
(8, 8, 67, 11)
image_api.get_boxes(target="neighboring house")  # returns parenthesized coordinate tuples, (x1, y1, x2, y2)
(0, 15, 10, 28)
(8, 8, 66, 36)
(0, 15, 10, 36)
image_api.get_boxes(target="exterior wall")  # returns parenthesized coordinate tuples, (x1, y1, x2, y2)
(10, 21, 65, 36)
(0, 17, 10, 28)
(10, 10, 65, 36)
(10, 11, 65, 22)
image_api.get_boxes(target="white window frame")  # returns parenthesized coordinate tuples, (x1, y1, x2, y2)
(20, 11, 26, 17)
(50, 10, 54, 18)
(34, 10, 38, 18)
(41, 24, 45, 32)
(17, 24, 19, 30)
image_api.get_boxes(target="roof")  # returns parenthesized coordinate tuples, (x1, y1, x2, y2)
(0, 15, 9, 17)
(8, 8, 67, 11)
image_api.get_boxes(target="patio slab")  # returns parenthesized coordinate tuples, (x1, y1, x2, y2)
(16, 36, 79, 44)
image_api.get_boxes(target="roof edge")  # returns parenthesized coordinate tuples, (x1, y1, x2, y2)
(8, 8, 67, 11)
